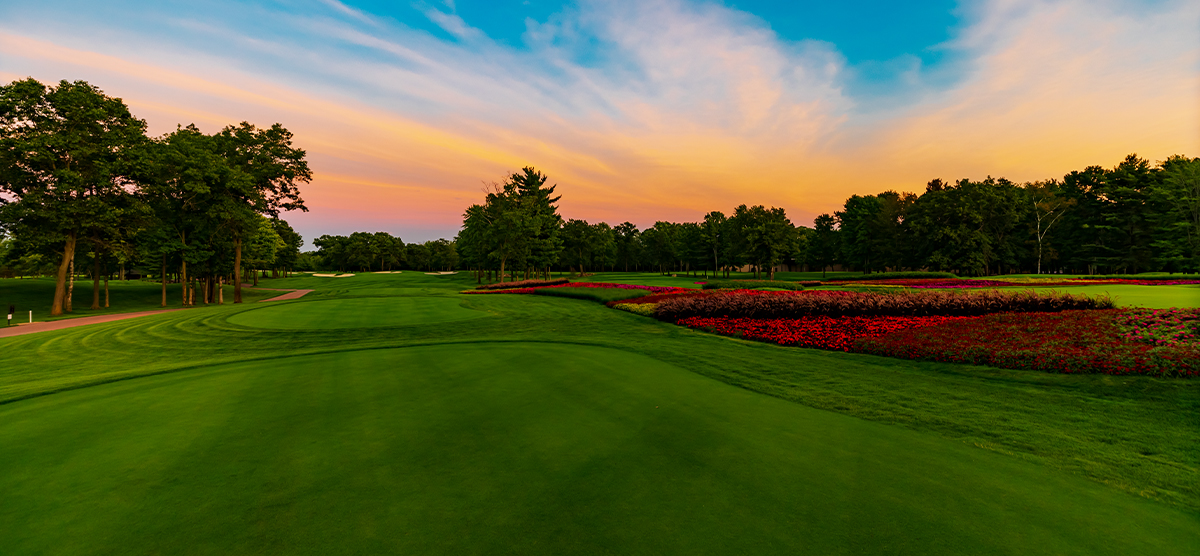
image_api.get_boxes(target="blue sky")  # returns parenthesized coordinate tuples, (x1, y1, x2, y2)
(1, 0, 1196, 242)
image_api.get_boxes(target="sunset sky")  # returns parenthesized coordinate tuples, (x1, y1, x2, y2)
(1, 0, 1197, 243)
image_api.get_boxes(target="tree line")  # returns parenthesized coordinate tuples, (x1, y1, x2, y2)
(0, 79, 310, 315)
(308, 232, 459, 272)
(455, 167, 805, 281)
(818, 154, 1200, 276)
(457, 154, 1198, 281)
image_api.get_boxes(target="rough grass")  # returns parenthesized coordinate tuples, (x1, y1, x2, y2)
(0, 271, 1197, 553)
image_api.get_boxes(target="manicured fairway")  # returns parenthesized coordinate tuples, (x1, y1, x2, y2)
(228, 296, 488, 329)
(1025, 284, 1200, 309)
(1, 272, 1197, 554)
(2, 343, 1196, 555)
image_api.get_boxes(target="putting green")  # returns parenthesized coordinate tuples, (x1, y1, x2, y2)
(0, 343, 1193, 555)
(227, 296, 487, 329)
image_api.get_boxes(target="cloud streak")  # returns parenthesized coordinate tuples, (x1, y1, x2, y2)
(0, 0, 1196, 242)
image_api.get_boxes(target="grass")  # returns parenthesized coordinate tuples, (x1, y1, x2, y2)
(1022, 284, 1200, 309)
(1, 271, 1197, 554)
(0, 277, 279, 322)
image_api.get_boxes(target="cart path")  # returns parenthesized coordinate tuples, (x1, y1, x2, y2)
(240, 285, 315, 302)
(0, 310, 181, 339)
(1, 288, 314, 339)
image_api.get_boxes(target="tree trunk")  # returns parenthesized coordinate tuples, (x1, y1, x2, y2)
(181, 259, 188, 307)
(219, 276, 225, 304)
(91, 250, 102, 310)
(234, 237, 243, 303)
(499, 258, 506, 283)
(161, 255, 167, 307)
(51, 234, 77, 316)
(67, 258, 75, 313)
(253, 268, 259, 286)
(104, 273, 109, 308)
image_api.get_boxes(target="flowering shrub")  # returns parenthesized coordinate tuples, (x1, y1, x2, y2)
(612, 303, 658, 317)
(475, 278, 569, 290)
(465, 282, 689, 296)
(678, 315, 973, 352)
(606, 291, 712, 306)
(655, 289, 1113, 320)
(1113, 308, 1200, 347)
(856, 310, 1200, 378)
(701, 280, 806, 291)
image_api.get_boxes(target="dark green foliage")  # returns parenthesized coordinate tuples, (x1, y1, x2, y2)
(531, 286, 649, 303)
(701, 280, 806, 291)
(826, 271, 958, 281)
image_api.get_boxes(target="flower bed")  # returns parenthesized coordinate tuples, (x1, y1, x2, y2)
(1113, 308, 1200, 346)
(465, 282, 689, 295)
(475, 278, 569, 290)
(856, 311, 1199, 378)
(678, 315, 973, 351)
(655, 289, 1112, 320)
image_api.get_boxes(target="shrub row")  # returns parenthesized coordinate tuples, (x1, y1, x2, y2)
(826, 271, 958, 282)
(475, 278, 569, 290)
(534, 287, 649, 303)
(654, 289, 1114, 320)
(700, 280, 807, 291)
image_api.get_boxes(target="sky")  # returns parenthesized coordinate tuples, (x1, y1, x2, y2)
(1, 0, 1197, 244)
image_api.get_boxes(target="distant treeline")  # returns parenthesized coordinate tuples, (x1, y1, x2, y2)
(0, 78, 310, 314)
(453, 154, 1199, 281)
(307, 232, 458, 272)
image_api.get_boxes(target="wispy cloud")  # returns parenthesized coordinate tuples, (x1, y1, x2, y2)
(0, 0, 1196, 240)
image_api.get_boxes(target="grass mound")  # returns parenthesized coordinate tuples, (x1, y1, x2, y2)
(827, 271, 958, 281)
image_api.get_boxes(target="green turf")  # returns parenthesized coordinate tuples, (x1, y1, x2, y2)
(0, 277, 278, 321)
(1023, 284, 1200, 309)
(2, 343, 1195, 555)
(228, 296, 488, 329)
(1, 271, 1197, 553)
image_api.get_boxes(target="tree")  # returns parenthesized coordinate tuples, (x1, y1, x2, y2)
(1026, 180, 1074, 274)
(613, 222, 641, 272)
(735, 205, 796, 280)
(272, 219, 303, 277)
(216, 122, 310, 302)
(0, 79, 147, 315)
(1151, 156, 1200, 272)
(511, 167, 563, 279)
(560, 219, 594, 275)
(701, 211, 727, 276)
(808, 213, 839, 277)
